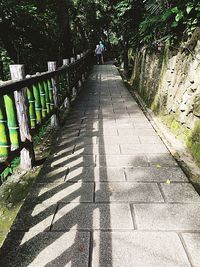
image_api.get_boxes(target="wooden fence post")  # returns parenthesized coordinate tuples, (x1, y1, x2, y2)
(63, 59, 69, 65)
(48, 61, 59, 127)
(76, 55, 82, 90)
(62, 59, 70, 108)
(9, 65, 35, 170)
(70, 57, 75, 63)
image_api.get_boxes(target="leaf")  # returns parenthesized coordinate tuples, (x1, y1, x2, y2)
(171, 21, 178, 28)
(171, 7, 179, 14)
(155, 164, 161, 168)
(162, 10, 173, 21)
(186, 5, 193, 14)
(175, 11, 183, 22)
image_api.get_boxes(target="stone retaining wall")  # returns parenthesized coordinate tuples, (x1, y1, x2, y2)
(130, 28, 200, 166)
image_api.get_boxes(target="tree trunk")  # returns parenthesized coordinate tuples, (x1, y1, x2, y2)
(56, 0, 73, 58)
(0, 22, 18, 63)
(123, 39, 129, 74)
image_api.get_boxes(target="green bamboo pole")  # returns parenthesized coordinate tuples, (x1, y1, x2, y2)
(27, 87, 37, 129)
(32, 84, 42, 124)
(0, 97, 10, 160)
(47, 79, 54, 111)
(38, 82, 47, 118)
(43, 80, 50, 114)
(4, 93, 20, 149)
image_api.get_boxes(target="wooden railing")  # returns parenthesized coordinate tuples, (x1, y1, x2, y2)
(0, 50, 92, 172)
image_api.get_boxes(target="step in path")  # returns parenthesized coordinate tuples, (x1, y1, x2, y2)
(1, 65, 200, 267)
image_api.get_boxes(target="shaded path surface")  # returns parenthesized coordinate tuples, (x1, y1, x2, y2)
(1, 65, 200, 266)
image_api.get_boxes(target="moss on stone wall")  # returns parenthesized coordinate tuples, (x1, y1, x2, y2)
(130, 29, 200, 167)
(161, 114, 200, 167)
(187, 121, 200, 166)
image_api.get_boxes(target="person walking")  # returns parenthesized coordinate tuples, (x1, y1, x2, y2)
(99, 41, 105, 64)
(95, 44, 103, 65)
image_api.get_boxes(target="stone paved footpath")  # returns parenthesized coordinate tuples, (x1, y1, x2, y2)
(1, 65, 200, 267)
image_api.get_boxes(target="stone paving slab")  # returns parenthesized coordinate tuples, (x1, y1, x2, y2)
(92, 232, 191, 267)
(95, 182, 164, 203)
(147, 153, 178, 167)
(124, 167, 188, 182)
(80, 128, 119, 136)
(98, 136, 140, 144)
(120, 144, 168, 154)
(50, 144, 75, 156)
(48, 154, 96, 168)
(58, 130, 79, 139)
(66, 167, 126, 182)
(118, 128, 157, 136)
(36, 166, 68, 183)
(129, 115, 150, 122)
(0, 231, 90, 267)
(133, 122, 154, 129)
(134, 204, 200, 230)
(74, 145, 121, 155)
(27, 182, 94, 203)
(182, 233, 200, 267)
(59, 136, 98, 146)
(160, 183, 200, 203)
(52, 203, 133, 230)
(97, 155, 148, 167)
(139, 135, 163, 144)
(11, 202, 56, 231)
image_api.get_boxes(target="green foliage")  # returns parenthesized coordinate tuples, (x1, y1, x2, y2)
(0, 157, 20, 184)
(33, 122, 49, 145)
(139, 0, 200, 46)
(0, 49, 14, 80)
(0, 0, 200, 76)
(0, 0, 73, 75)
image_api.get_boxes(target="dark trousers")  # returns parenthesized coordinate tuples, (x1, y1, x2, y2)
(96, 54, 102, 64)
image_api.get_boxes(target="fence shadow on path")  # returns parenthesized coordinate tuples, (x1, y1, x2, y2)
(0, 67, 114, 267)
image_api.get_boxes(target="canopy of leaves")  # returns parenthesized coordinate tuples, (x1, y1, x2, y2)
(0, 0, 199, 76)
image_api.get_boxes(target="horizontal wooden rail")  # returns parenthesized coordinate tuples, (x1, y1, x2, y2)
(0, 50, 92, 172)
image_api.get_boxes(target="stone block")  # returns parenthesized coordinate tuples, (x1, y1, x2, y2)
(97, 155, 148, 167)
(139, 135, 163, 144)
(50, 144, 75, 156)
(98, 136, 140, 144)
(147, 153, 178, 166)
(182, 233, 200, 267)
(118, 128, 157, 136)
(11, 202, 57, 231)
(133, 123, 154, 129)
(66, 167, 126, 182)
(49, 154, 96, 168)
(160, 183, 200, 203)
(134, 203, 200, 230)
(52, 203, 133, 230)
(95, 182, 164, 203)
(0, 231, 90, 267)
(92, 232, 191, 267)
(36, 166, 68, 183)
(120, 144, 168, 154)
(125, 167, 188, 182)
(74, 145, 121, 155)
(27, 182, 94, 203)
